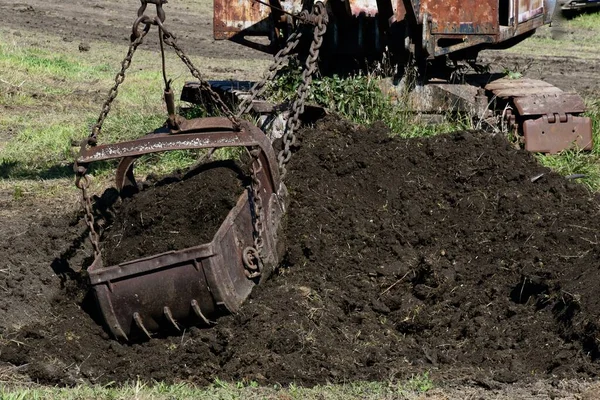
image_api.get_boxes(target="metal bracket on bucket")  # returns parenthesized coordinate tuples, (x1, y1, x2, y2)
(77, 117, 287, 341)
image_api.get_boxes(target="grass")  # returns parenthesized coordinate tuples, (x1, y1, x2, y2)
(502, 9, 600, 59)
(269, 63, 471, 138)
(0, 376, 436, 400)
(0, 25, 269, 203)
(537, 98, 600, 191)
(569, 9, 600, 30)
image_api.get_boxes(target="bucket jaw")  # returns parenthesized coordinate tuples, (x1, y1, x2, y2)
(77, 117, 287, 341)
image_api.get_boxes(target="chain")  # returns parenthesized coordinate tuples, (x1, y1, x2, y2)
(243, 148, 265, 278)
(235, 31, 303, 118)
(75, 12, 155, 261)
(89, 19, 151, 143)
(238, 3, 327, 276)
(157, 21, 240, 129)
(277, 2, 328, 179)
(75, 172, 102, 258)
(75, 0, 327, 271)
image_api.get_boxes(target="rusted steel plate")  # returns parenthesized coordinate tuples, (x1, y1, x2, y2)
(513, 93, 587, 116)
(493, 87, 562, 98)
(213, 0, 381, 40)
(79, 132, 247, 162)
(89, 245, 215, 285)
(523, 115, 593, 153)
(350, 0, 379, 16)
(486, 78, 563, 99)
(421, 0, 499, 35)
(213, 0, 273, 39)
(486, 78, 556, 90)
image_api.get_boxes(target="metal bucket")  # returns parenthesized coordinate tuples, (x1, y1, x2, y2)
(77, 118, 287, 341)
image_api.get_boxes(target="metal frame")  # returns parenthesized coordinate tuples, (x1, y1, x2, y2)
(77, 117, 287, 341)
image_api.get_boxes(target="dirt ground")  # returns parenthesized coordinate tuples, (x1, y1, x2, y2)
(1, 0, 600, 398)
(2, 118, 600, 397)
(1, 0, 599, 95)
(102, 163, 245, 265)
(0, 0, 270, 63)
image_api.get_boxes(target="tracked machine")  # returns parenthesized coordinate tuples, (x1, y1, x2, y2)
(207, 0, 593, 153)
(76, 0, 592, 341)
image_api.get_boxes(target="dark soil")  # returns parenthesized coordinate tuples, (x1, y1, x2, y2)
(0, 0, 270, 62)
(1, 117, 600, 387)
(102, 163, 245, 265)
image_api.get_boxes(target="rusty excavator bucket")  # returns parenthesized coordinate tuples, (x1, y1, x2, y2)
(76, 117, 287, 341)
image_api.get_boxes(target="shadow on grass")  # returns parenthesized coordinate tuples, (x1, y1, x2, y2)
(0, 160, 117, 180)
(563, 7, 600, 19)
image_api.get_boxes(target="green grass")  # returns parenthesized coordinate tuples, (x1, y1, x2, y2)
(269, 65, 471, 139)
(0, 26, 269, 197)
(0, 39, 201, 182)
(537, 98, 600, 191)
(569, 10, 600, 30)
(0, 375, 435, 400)
(503, 10, 600, 59)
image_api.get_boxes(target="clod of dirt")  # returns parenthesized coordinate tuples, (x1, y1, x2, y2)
(1, 117, 600, 387)
(102, 162, 246, 265)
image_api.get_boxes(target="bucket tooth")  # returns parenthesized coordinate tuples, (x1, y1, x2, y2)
(191, 299, 214, 326)
(163, 306, 180, 331)
(133, 312, 152, 340)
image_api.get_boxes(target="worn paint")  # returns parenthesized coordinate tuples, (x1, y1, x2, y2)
(518, 0, 544, 22)
(213, 0, 548, 62)
(420, 0, 498, 35)
(349, 0, 379, 16)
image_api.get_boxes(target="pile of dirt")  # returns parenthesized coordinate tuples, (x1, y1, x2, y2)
(1, 117, 600, 387)
(102, 163, 245, 265)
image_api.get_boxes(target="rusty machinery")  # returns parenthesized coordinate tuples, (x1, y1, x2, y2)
(75, 0, 327, 341)
(77, 0, 591, 341)
(209, 0, 592, 153)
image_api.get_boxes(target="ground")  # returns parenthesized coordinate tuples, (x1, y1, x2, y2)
(0, 1, 600, 399)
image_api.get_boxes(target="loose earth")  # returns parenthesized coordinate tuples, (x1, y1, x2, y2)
(1, 117, 599, 387)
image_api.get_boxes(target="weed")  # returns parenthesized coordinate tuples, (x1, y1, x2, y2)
(404, 372, 434, 393)
(268, 61, 470, 138)
(12, 185, 24, 200)
(536, 98, 600, 191)
(569, 10, 600, 30)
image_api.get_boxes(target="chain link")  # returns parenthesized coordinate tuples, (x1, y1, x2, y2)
(157, 21, 240, 129)
(76, 12, 155, 261)
(75, 172, 102, 258)
(277, 2, 328, 179)
(235, 31, 303, 118)
(243, 148, 266, 278)
(89, 20, 151, 143)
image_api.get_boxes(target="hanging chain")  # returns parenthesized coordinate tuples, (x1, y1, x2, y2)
(243, 148, 266, 278)
(239, 2, 328, 276)
(75, 0, 328, 270)
(277, 2, 328, 179)
(89, 21, 151, 144)
(157, 21, 240, 129)
(235, 31, 303, 118)
(74, 13, 153, 259)
(74, 174, 101, 258)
